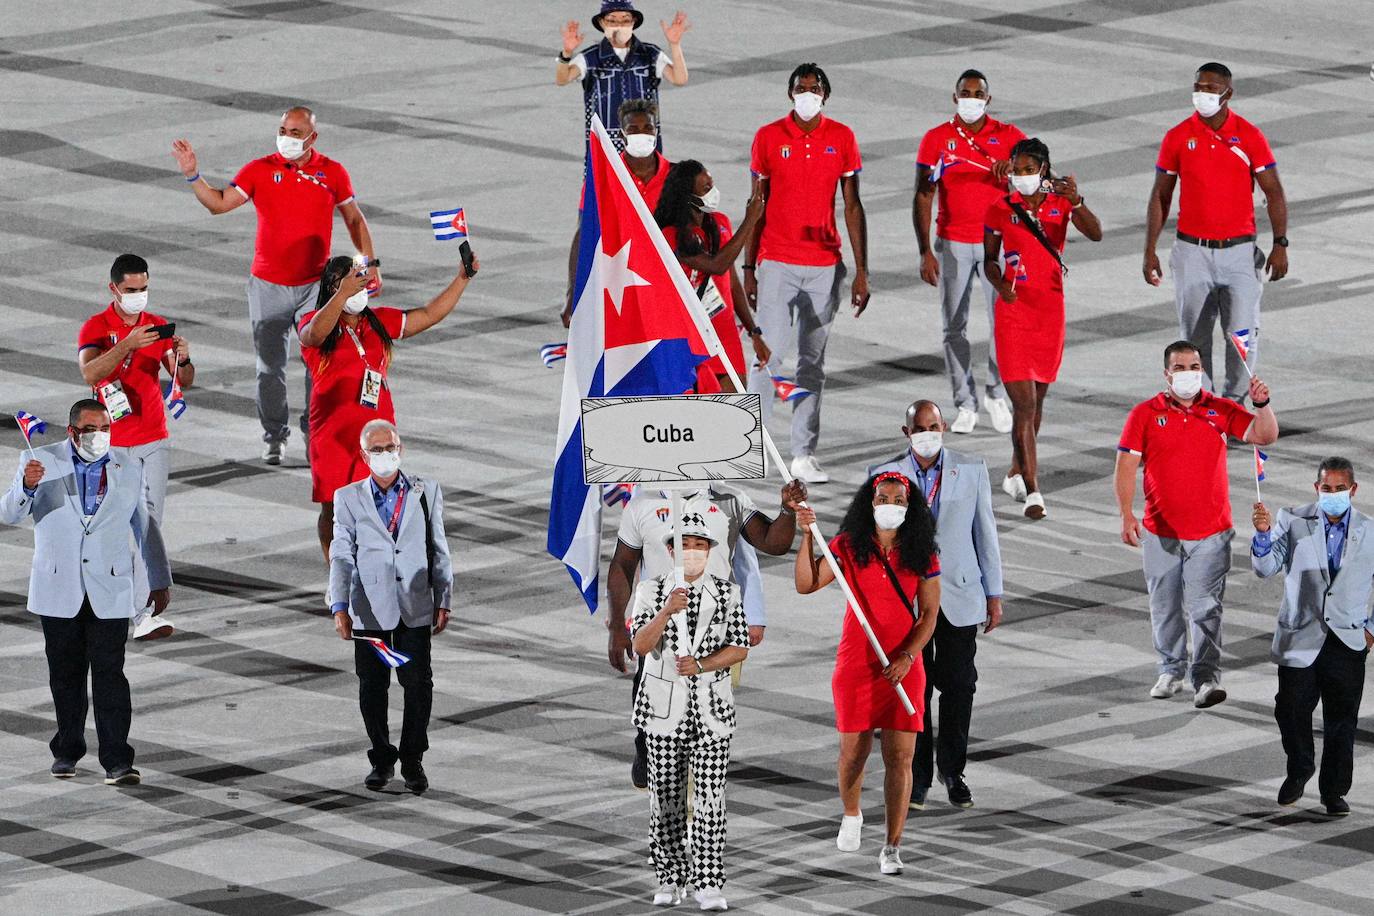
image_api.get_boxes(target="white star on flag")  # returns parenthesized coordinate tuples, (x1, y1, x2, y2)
(597, 241, 649, 314)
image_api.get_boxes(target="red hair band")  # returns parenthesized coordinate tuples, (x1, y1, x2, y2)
(872, 471, 911, 493)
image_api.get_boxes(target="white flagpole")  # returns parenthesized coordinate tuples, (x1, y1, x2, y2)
(590, 117, 916, 715)
(667, 488, 692, 676)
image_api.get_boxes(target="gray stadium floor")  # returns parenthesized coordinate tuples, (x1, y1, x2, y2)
(2, 1, 1373, 912)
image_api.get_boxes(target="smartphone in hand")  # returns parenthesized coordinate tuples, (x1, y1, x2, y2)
(153, 323, 177, 340)
(459, 241, 476, 278)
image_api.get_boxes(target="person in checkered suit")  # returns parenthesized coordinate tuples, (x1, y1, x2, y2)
(631, 515, 749, 911)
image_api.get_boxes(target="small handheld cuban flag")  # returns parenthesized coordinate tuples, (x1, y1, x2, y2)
(162, 378, 187, 419)
(15, 410, 47, 443)
(602, 482, 634, 508)
(430, 207, 468, 241)
(353, 636, 411, 668)
(1003, 250, 1028, 283)
(930, 153, 959, 183)
(540, 342, 568, 368)
(771, 375, 812, 403)
(1254, 448, 1268, 483)
(1230, 328, 1253, 362)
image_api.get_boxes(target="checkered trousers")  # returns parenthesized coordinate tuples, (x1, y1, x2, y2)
(646, 728, 732, 890)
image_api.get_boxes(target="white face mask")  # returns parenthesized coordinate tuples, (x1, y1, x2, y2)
(1169, 369, 1204, 400)
(365, 449, 401, 478)
(118, 290, 148, 314)
(1192, 91, 1224, 118)
(276, 134, 308, 159)
(956, 97, 987, 123)
(605, 25, 633, 45)
(343, 288, 369, 314)
(1010, 173, 1043, 196)
(873, 503, 907, 531)
(74, 430, 110, 462)
(792, 91, 824, 120)
(910, 431, 943, 459)
(694, 185, 721, 213)
(623, 132, 657, 159)
(679, 548, 708, 579)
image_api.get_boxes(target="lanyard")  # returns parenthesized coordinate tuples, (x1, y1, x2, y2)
(385, 485, 408, 538)
(344, 324, 369, 363)
(951, 118, 1000, 165)
(80, 463, 108, 514)
(922, 464, 943, 509)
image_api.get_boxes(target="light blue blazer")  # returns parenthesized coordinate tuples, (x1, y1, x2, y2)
(1252, 503, 1374, 667)
(329, 476, 454, 631)
(0, 442, 171, 619)
(868, 447, 1004, 627)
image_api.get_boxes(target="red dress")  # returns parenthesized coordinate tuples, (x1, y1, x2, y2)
(985, 191, 1073, 384)
(662, 214, 748, 381)
(298, 307, 406, 503)
(829, 533, 937, 733)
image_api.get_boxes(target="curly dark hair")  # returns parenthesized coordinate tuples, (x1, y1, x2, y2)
(653, 160, 719, 259)
(311, 255, 393, 376)
(837, 474, 938, 573)
(1009, 137, 1051, 174)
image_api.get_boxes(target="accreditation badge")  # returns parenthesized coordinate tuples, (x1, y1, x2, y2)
(97, 381, 133, 421)
(699, 280, 728, 319)
(359, 368, 383, 409)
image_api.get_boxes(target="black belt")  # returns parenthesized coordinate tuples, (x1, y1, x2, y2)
(1176, 232, 1256, 249)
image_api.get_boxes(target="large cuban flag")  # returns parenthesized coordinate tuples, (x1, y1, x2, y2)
(547, 116, 717, 612)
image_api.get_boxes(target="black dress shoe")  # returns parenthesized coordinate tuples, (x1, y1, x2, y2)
(945, 775, 974, 809)
(50, 760, 77, 779)
(631, 745, 649, 791)
(104, 766, 141, 786)
(1322, 796, 1351, 817)
(1277, 774, 1309, 807)
(364, 763, 393, 791)
(909, 785, 929, 810)
(402, 763, 428, 795)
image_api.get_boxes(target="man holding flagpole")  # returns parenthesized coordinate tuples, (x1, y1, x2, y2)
(77, 254, 193, 640)
(329, 420, 452, 795)
(1115, 340, 1277, 708)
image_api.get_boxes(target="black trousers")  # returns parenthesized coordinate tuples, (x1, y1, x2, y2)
(913, 610, 979, 788)
(40, 598, 133, 772)
(354, 621, 433, 769)
(1275, 630, 1367, 799)
(632, 652, 648, 760)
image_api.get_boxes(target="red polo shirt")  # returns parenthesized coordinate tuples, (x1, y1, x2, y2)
(77, 303, 177, 447)
(581, 152, 671, 212)
(231, 149, 355, 286)
(1156, 110, 1275, 240)
(750, 114, 862, 267)
(917, 116, 1025, 244)
(1119, 391, 1255, 540)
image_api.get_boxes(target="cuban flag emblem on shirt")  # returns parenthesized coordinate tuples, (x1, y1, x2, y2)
(547, 115, 714, 612)
(780, 145, 791, 159)
(430, 207, 468, 241)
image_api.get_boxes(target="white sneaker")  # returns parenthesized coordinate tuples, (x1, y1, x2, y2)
(1023, 491, 1047, 520)
(879, 845, 904, 875)
(790, 454, 829, 484)
(836, 813, 862, 852)
(694, 887, 728, 911)
(132, 609, 174, 641)
(653, 884, 683, 907)
(1150, 674, 1184, 699)
(1194, 681, 1228, 709)
(986, 397, 1013, 434)
(950, 407, 978, 434)
(1001, 473, 1027, 502)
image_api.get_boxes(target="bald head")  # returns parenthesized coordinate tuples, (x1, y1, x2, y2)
(903, 399, 944, 435)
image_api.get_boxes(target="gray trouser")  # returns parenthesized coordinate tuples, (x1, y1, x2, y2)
(247, 276, 319, 443)
(746, 259, 845, 458)
(936, 236, 1003, 409)
(1170, 241, 1262, 400)
(732, 540, 764, 628)
(1142, 528, 1233, 685)
(128, 437, 170, 608)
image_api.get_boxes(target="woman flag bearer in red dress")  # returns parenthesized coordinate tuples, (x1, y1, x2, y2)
(982, 138, 1101, 520)
(299, 252, 479, 563)
(654, 160, 771, 392)
(795, 472, 940, 876)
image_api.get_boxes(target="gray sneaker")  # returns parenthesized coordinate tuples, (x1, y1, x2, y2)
(262, 440, 285, 465)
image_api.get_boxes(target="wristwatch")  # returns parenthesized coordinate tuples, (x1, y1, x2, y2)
(177, 358, 192, 368)
(1273, 236, 1289, 248)
(558, 51, 573, 63)
(694, 658, 705, 674)
(748, 327, 764, 338)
